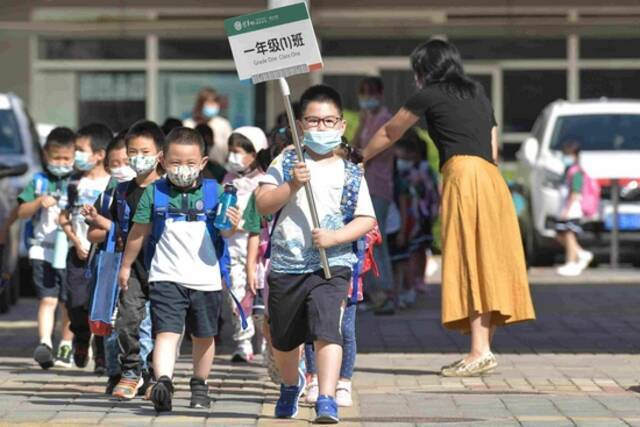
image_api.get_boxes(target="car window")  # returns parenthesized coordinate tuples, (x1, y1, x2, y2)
(0, 109, 23, 155)
(550, 114, 640, 151)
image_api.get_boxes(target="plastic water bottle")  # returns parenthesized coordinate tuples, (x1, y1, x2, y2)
(214, 184, 237, 231)
(51, 226, 68, 270)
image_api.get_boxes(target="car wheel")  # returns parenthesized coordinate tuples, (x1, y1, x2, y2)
(0, 286, 10, 314)
(525, 217, 556, 267)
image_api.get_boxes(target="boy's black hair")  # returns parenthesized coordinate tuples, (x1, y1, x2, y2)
(106, 129, 128, 161)
(125, 120, 165, 150)
(396, 128, 425, 159)
(562, 139, 581, 156)
(256, 143, 287, 173)
(162, 117, 183, 136)
(44, 127, 77, 151)
(164, 127, 205, 156)
(359, 76, 384, 95)
(195, 123, 215, 154)
(228, 132, 257, 155)
(77, 123, 112, 153)
(299, 85, 343, 117)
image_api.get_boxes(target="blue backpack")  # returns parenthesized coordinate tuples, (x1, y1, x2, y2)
(149, 178, 247, 329)
(276, 149, 365, 304)
(89, 186, 122, 336)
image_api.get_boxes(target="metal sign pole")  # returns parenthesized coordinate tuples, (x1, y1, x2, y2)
(278, 77, 332, 279)
(610, 178, 620, 269)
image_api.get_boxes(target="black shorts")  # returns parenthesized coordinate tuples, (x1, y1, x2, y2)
(268, 266, 350, 352)
(149, 281, 222, 338)
(31, 259, 66, 301)
(555, 219, 582, 234)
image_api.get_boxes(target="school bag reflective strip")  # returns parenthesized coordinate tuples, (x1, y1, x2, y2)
(149, 178, 248, 330)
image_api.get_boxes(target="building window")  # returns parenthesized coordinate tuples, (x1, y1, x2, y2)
(580, 38, 640, 59)
(157, 72, 260, 129)
(321, 38, 425, 57)
(78, 72, 146, 131)
(158, 39, 233, 60)
(450, 38, 566, 60)
(39, 39, 145, 60)
(580, 70, 640, 99)
(503, 70, 566, 133)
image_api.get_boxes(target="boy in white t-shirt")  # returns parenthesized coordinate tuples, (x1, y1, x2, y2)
(58, 124, 112, 368)
(119, 127, 240, 413)
(255, 85, 376, 423)
(17, 127, 77, 369)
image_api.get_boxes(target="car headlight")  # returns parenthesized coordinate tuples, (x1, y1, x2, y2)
(542, 168, 563, 188)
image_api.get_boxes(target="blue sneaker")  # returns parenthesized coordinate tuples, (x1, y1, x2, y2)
(274, 371, 306, 418)
(315, 395, 339, 424)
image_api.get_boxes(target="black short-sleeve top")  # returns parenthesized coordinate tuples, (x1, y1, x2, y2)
(404, 83, 497, 170)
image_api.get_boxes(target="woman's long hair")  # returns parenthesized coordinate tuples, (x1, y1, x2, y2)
(410, 39, 478, 99)
(191, 87, 218, 125)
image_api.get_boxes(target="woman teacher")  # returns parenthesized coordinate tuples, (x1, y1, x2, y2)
(364, 39, 535, 377)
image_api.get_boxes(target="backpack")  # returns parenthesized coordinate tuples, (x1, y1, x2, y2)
(89, 186, 121, 336)
(149, 178, 247, 330)
(267, 149, 376, 303)
(567, 164, 601, 218)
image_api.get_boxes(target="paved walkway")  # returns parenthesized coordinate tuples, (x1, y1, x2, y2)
(1, 268, 640, 426)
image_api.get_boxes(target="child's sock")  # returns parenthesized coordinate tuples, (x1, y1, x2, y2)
(59, 340, 72, 349)
(40, 336, 53, 348)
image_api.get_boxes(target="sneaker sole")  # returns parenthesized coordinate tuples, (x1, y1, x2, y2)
(34, 347, 54, 370)
(315, 414, 340, 424)
(113, 378, 144, 401)
(54, 360, 73, 369)
(151, 383, 172, 412)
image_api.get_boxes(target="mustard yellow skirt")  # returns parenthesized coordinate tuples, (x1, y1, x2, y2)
(441, 155, 535, 334)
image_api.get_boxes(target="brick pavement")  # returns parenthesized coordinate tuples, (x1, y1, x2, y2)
(1, 269, 640, 426)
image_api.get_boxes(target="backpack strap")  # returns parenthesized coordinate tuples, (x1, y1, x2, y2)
(341, 160, 364, 304)
(115, 181, 131, 236)
(147, 179, 171, 268)
(202, 179, 248, 330)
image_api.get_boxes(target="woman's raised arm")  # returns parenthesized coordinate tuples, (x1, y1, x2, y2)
(363, 107, 419, 163)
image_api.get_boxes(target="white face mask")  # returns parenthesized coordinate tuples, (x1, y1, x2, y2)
(226, 152, 247, 174)
(167, 165, 200, 187)
(129, 155, 158, 175)
(110, 166, 137, 183)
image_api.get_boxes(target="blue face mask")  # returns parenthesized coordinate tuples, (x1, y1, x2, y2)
(396, 159, 413, 173)
(562, 155, 575, 167)
(303, 130, 343, 155)
(47, 163, 73, 177)
(359, 98, 380, 110)
(202, 105, 220, 119)
(74, 150, 95, 171)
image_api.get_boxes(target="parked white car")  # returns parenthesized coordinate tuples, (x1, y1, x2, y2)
(0, 92, 43, 311)
(516, 99, 640, 266)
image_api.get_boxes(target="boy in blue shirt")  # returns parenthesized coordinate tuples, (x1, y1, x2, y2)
(255, 85, 376, 423)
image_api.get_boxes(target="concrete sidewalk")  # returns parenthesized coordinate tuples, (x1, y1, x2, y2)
(1, 269, 640, 426)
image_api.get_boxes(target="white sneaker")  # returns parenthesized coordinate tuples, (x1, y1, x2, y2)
(335, 380, 353, 407)
(577, 250, 594, 270)
(400, 289, 417, 307)
(305, 375, 319, 404)
(557, 262, 582, 276)
(231, 341, 254, 363)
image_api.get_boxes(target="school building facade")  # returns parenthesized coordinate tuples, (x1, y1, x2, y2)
(1, 0, 640, 158)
